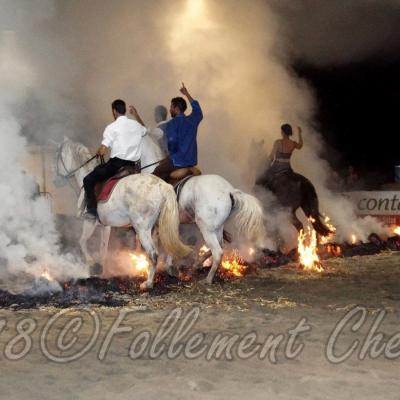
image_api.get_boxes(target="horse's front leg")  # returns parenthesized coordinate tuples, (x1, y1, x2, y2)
(99, 226, 111, 273)
(79, 219, 97, 266)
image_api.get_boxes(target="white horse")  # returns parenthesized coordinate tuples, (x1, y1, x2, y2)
(53, 138, 191, 289)
(140, 133, 267, 283)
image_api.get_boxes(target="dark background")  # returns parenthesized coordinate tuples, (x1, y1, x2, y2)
(294, 56, 400, 187)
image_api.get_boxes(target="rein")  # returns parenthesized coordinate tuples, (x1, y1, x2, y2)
(140, 159, 162, 171)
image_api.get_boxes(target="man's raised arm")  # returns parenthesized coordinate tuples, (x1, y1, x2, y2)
(180, 82, 203, 123)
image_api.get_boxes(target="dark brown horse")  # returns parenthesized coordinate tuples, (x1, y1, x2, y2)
(256, 170, 332, 237)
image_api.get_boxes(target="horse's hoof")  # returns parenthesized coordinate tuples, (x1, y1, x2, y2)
(198, 277, 213, 286)
(166, 265, 179, 277)
(90, 263, 103, 276)
(140, 281, 153, 291)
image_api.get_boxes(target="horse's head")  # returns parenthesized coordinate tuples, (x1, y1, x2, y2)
(53, 137, 76, 187)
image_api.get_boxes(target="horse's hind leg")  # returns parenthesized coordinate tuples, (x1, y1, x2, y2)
(136, 228, 158, 290)
(292, 211, 303, 233)
(197, 223, 224, 284)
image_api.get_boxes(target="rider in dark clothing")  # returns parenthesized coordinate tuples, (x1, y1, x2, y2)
(256, 124, 303, 186)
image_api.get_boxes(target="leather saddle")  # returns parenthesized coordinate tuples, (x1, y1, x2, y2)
(96, 165, 138, 203)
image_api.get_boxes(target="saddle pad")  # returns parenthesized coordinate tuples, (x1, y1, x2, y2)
(97, 178, 122, 203)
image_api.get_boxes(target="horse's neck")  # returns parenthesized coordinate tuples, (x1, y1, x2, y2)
(75, 163, 96, 188)
(141, 134, 165, 172)
(69, 142, 98, 188)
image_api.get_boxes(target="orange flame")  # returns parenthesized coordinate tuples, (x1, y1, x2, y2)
(221, 250, 247, 277)
(351, 234, 357, 244)
(320, 215, 337, 244)
(129, 253, 150, 277)
(393, 226, 400, 236)
(298, 228, 324, 272)
(40, 269, 54, 281)
(199, 245, 210, 256)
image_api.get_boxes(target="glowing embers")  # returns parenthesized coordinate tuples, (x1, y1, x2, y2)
(129, 252, 150, 278)
(325, 243, 342, 257)
(298, 228, 324, 273)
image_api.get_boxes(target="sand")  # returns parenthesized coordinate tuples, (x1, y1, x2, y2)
(1, 251, 400, 400)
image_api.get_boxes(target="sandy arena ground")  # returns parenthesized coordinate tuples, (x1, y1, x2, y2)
(1, 251, 400, 400)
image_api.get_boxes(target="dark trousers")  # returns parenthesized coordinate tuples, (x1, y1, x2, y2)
(153, 156, 178, 181)
(83, 157, 140, 209)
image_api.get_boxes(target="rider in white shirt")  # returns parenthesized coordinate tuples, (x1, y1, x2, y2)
(83, 99, 146, 218)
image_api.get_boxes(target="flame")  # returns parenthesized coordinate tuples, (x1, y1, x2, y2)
(221, 250, 247, 277)
(351, 234, 357, 244)
(199, 245, 210, 256)
(248, 247, 255, 256)
(320, 215, 337, 244)
(393, 226, 400, 236)
(327, 244, 342, 257)
(40, 269, 54, 281)
(129, 253, 150, 277)
(298, 228, 324, 272)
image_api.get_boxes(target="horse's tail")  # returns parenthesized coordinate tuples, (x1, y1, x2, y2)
(230, 190, 266, 247)
(158, 183, 192, 259)
(300, 177, 332, 237)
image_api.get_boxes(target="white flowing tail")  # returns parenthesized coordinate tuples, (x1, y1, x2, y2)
(158, 184, 192, 258)
(231, 190, 266, 247)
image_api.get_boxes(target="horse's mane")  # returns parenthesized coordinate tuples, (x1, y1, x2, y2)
(65, 139, 93, 164)
(64, 139, 96, 170)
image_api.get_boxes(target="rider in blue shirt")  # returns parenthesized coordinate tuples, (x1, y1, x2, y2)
(153, 83, 203, 181)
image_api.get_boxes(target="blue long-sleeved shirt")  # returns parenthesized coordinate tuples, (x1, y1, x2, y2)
(166, 100, 203, 167)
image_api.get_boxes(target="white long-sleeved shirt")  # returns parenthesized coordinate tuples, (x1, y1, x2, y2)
(102, 116, 146, 161)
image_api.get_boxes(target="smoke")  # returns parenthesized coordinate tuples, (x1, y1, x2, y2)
(1, 0, 396, 270)
(0, 3, 87, 294)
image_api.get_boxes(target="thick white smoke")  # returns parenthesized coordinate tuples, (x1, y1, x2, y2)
(0, 0, 395, 269)
(0, 6, 87, 294)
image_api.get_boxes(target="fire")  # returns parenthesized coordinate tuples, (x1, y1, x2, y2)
(298, 228, 324, 272)
(320, 215, 337, 244)
(40, 269, 54, 281)
(199, 245, 210, 256)
(326, 244, 342, 257)
(393, 226, 400, 236)
(221, 250, 247, 277)
(129, 253, 150, 277)
(351, 234, 357, 244)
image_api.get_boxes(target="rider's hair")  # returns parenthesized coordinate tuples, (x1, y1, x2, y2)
(111, 99, 126, 115)
(281, 123, 293, 136)
(171, 97, 187, 113)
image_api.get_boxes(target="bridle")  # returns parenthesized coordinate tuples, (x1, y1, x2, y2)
(55, 141, 98, 179)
